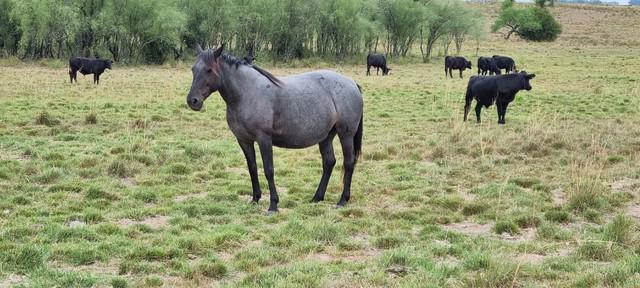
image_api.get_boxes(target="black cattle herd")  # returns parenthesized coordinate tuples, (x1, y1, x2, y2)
(67, 52, 533, 125)
(367, 53, 533, 124)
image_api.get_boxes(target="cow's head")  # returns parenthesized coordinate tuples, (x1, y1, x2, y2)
(520, 71, 535, 91)
(187, 44, 225, 111)
(466, 60, 472, 70)
(104, 59, 113, 69)
(383, 67, 392, 76)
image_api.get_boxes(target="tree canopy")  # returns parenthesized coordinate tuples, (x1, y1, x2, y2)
(0, 0, 484, 64)
(492, 0, 561, 42)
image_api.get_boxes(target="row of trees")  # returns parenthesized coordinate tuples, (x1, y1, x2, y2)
(0, 0, 484, 64)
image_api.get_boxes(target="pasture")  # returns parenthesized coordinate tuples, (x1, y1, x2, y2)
(1, 4, 640, 288)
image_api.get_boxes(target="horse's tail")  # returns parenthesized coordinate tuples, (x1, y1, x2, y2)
(354, 110, 363, 165)
(354, 83, 363, 164)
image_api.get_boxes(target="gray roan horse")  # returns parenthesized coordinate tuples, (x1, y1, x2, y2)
(186, 45, 364, 212)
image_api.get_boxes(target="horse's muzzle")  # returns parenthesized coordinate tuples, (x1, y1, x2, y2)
(187, 97, 203, 111)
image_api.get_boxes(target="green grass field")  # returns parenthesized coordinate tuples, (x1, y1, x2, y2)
(1, 4, 640, 288)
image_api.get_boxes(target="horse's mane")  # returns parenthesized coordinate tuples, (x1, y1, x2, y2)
(202, 50, 283, 87)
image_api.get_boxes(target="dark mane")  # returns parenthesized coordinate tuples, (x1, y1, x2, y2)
(201, 50, 283, 87)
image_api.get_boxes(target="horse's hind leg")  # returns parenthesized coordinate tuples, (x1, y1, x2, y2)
(257, 137, 279, 212)
(311, 130, 337, 203)
(337, 133, 356, 207)
(238, 140, 262, 203)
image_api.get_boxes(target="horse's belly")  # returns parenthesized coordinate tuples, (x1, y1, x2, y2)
(272, 122, 334, 149)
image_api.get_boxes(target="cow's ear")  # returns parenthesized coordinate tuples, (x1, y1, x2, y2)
(528, 74, 536, 79)
(213, 44, 225, 59)
(195, 44, 203, 54)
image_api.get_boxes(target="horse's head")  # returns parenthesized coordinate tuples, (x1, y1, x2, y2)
(187, 44, 225, 111)
(519, 71, 535, 91)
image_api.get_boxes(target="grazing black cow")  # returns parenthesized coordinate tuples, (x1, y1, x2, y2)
(69, 57, 112, 84)
(445, 56, 472, 78)
(463, 71, 536, 124)
(492, 55, 516, 74)
(366, 53, 391, 76)
(477, 57, 501, 76)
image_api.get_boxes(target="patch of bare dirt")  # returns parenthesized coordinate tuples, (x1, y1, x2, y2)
(115, 215, 170, 229)
(52, 260, 120, 276)
(340, 249, 382, 262)
(515, 253, 546, 265)
(551, 188, 566, 206)
(444, 221, 493, 236)
(120, 177, 135, 187)
(500, 228, 537, 242)
(611, 178, 638, 194)
(627, 203, 640, 220)
(226, 167, 248, 176)
(0, 274, 25, 287)
(306, 252, 334, 263)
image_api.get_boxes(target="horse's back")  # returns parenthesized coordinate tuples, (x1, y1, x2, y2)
(284, 69, 362, 120)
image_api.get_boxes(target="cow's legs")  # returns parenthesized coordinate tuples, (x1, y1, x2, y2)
(376, 67, 379, 75)
(500, 102, 510, 124)
(257, 136, 278, 212)
(93, 74, 97, 84)
(475, 103, 482, 123)
(449, 68, 453, 78)
(366, 65, 371, 76)
(459, 69, 463, 78)
(311, 130, 337, 203)
(496, 102, 503, 124)
(238, 140, 262, 203)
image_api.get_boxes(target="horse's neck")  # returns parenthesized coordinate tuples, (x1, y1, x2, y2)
(218, 64, 259, 107)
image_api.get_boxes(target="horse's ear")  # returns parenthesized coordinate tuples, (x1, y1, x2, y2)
(214, 44, 225, 59)
(195, 44, 203, 54)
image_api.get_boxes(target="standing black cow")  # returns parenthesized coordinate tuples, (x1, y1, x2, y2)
(69, 57, 112, 84)
(463, 71, 536, 124)
(477, 57, 501, 76)
(492, 55, 516, 74)
(366, 53, 391, 76)
(445, 56, 472, 78)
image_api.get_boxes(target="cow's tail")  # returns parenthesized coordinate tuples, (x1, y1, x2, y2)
(463, 79, 474, 121)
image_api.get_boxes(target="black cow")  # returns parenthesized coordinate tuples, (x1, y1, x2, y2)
(445, 56, 472, 78)
(463, 71, 536, 124)
(492, 55, 516, 74)
(366, 53, 391, 76)
(69, 57, 112, 84)
(477, 57, 501, 76)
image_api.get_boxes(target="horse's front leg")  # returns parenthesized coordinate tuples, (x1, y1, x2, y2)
(238, 140, 262, 203)
(257, 137, 278, 212)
